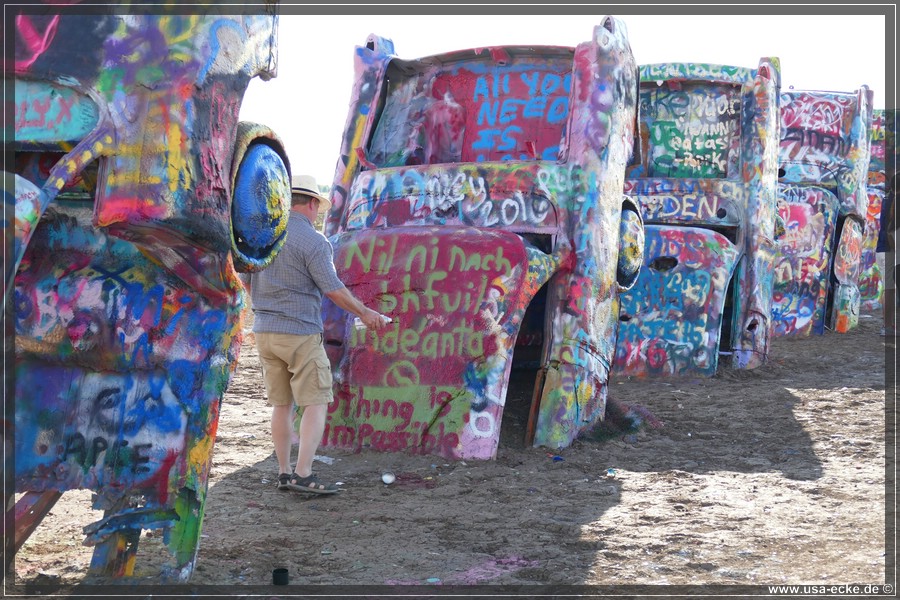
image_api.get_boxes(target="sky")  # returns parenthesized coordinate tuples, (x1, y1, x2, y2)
(237, 12, 890, 188)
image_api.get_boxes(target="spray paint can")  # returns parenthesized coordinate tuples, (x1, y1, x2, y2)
(354, 315, 392, 329)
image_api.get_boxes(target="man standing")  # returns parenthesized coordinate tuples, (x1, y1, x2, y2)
(243, 174, 390, 494)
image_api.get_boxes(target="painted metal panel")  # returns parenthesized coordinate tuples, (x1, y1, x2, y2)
(614, 225, 739, 377)
(14, 80, 100, 145)
(322, 227, 554, 459)
(779, 89, 874, 219)
(340, 165, 561, 232)
(771, 185, 840, 337)
(831, 218, 864, 332)
(860, 110, 886, 309)
(635, 81, 743, 179)
(859, 188, 885, 308)
(625, 179, 746, 229)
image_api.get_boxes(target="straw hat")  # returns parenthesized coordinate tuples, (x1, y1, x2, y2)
(291, 174, 331, 213)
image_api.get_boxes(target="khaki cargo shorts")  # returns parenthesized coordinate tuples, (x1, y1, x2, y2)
(256, 332, 333, 407)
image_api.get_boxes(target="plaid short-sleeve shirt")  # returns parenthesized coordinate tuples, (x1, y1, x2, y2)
(247, 212, 345, 335)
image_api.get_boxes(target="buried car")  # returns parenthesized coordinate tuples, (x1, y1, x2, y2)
(8, 9, 289, 581)
(772, 87, 875, 336)
(613, 59, 782, 378)
(319, 18, 644, 458)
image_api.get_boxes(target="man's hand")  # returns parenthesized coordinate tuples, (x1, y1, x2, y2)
(360, 307, 391, 331)
(325, 287, 391, 331)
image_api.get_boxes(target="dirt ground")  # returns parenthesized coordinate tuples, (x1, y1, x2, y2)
(10, 308, 894, 594)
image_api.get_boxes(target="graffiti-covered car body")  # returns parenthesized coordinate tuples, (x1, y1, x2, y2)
(859, 109, 885, 309)
(8, 9, 290, 581)
(772, 88, 874, 336)
(321, 18, 642, 459)
(613, 60, 782, 378)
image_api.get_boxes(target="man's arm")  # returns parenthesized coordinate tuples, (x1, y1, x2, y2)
(325, 286, 390, 330)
